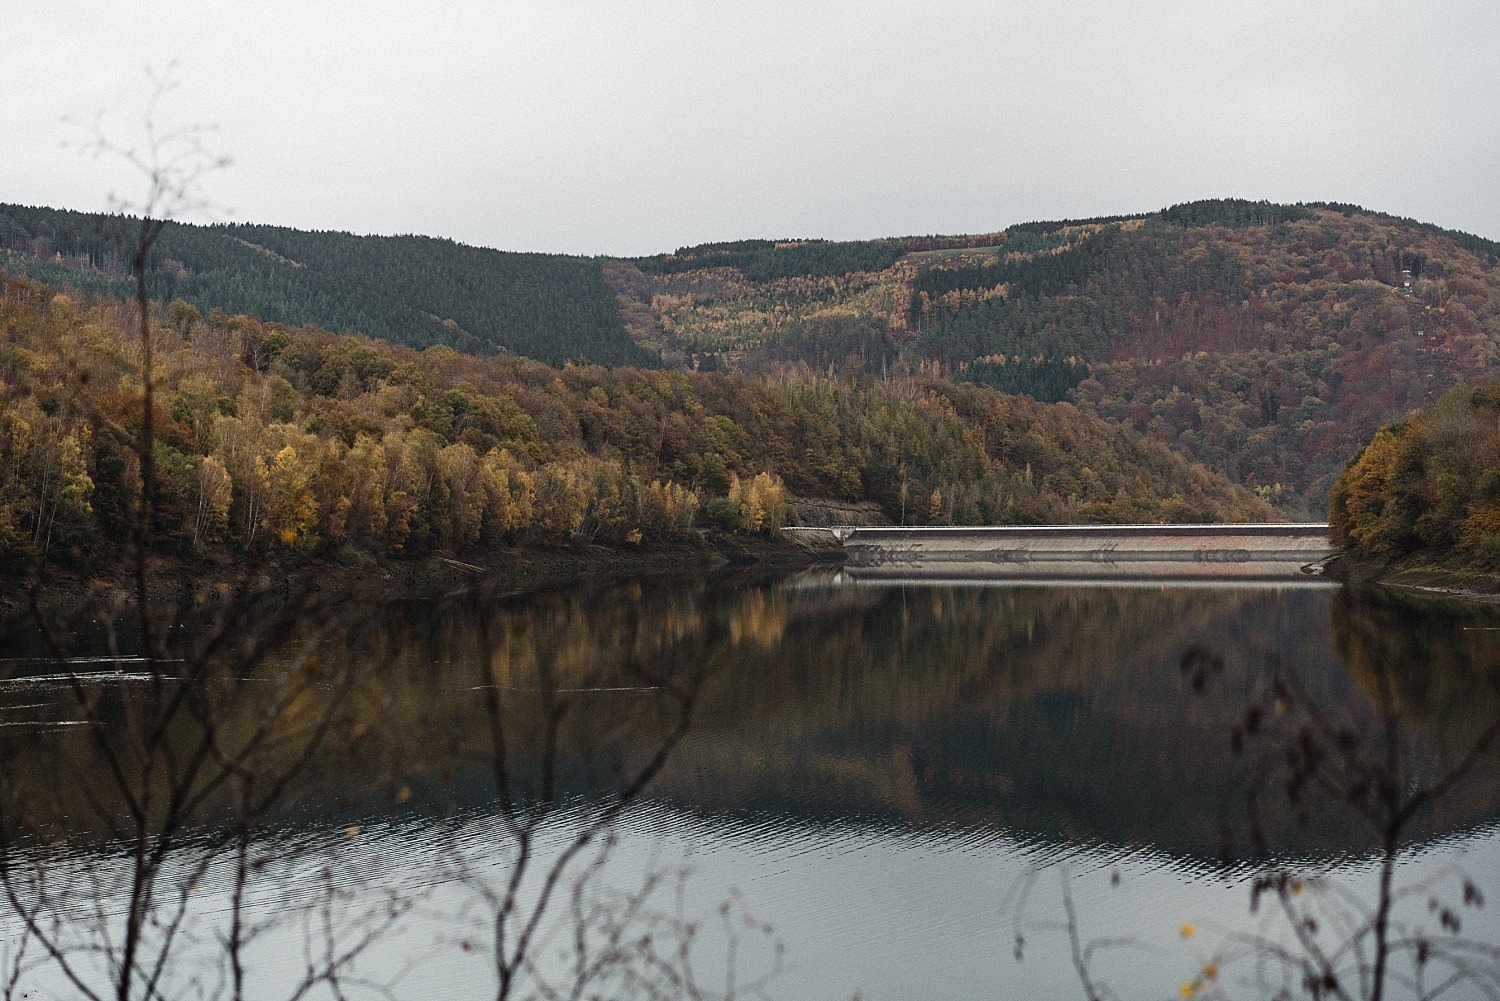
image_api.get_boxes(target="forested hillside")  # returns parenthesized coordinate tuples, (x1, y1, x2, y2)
(0, 269, 1270, 572)
(8, 198, 1500, 515)
(614, 201, 1500, 514)
(0, 204, 652, 367)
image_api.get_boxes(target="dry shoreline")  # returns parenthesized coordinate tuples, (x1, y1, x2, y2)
(18, 540, 1500, 619)
(0, 532, 847, 620)
(1325, 551, 1500, 605)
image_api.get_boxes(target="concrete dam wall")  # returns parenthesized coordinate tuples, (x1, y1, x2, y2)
(796, 524, 1335, 582)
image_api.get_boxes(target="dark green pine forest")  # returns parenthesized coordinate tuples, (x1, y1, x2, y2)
(0, 204, 653, 367)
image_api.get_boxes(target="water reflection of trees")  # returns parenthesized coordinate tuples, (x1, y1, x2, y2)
(0, 593, 406, 1001)
(1334, 587, 1500, 754)
(688, 579, 1497, 860)
(8, 580, 1498, 866)
(6, 575, 1500, 996)
(658, 582, 1379, 856)
(0, 580, 781, 1000)
(1003, 583, 1500, 1001)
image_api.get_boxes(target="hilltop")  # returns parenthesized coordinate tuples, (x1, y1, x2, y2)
(5, 198, 1498, 515)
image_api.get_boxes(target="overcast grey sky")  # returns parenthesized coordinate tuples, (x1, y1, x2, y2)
(5, 0, 1499, 257)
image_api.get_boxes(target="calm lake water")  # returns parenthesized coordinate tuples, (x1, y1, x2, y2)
(2, 571, 1499, 1000)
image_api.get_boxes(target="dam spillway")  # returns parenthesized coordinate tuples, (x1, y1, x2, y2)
(806, 524, 1335, 582)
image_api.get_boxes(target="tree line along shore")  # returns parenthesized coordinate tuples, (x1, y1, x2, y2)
(0, 268, 1271, 605)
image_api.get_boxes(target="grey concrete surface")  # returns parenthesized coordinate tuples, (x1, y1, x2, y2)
(785, 524, 1335, 581)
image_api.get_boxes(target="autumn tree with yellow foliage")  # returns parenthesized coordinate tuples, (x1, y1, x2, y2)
(1331, 381, 1500, 564)
(0, 257, 1274, 585)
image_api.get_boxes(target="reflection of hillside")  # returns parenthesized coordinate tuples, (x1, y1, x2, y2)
(613, 578, 1495, 859)
(659, 582, 1360, 856)
(0, 583, 729, 839)
(3, 576, 1498, 863)
(1333, 587, 1500, 746)
(1327, 587, 1500, 836)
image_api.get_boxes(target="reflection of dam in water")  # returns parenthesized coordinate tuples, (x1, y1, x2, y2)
(793, 523, 1334, 581)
